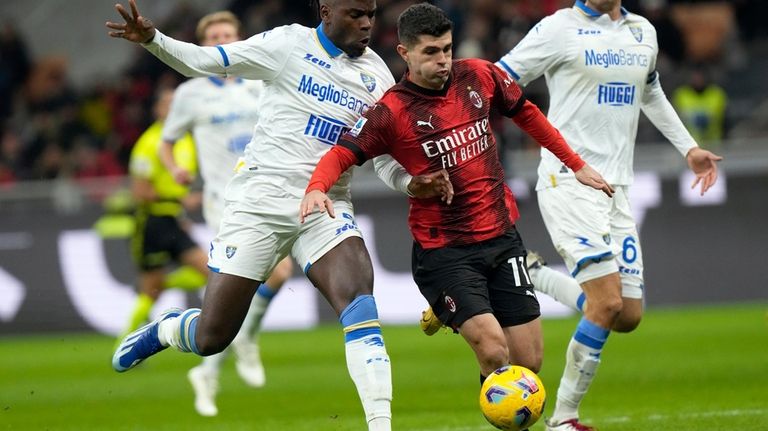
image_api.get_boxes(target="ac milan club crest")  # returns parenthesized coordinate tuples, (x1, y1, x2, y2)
(444, 295, 457, 312)
(469, 90, 483, 108)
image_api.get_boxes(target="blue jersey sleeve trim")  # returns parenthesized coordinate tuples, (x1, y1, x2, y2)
(216, 45, 230, 67)
(207, 265, 220, 273)
(497, 60, 521, 81)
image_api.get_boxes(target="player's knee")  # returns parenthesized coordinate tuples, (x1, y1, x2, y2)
(478, 342, 509, 373)
(591, 296, 624, 321)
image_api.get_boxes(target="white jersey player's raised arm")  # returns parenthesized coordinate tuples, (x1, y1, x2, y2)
(144, 24, 398, 197)
(496, 2, 697, 188)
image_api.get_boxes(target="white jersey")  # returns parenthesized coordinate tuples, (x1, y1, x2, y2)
(497, 1, 697, 188)
(144, 23, 396, 199)
(162, 77, 261, 199)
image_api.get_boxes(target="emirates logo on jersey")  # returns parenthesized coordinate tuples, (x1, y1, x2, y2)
(420, 118, 491, 169)
(469, 90, 482, 108)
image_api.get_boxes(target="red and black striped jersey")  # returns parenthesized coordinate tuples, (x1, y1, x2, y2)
(339, 58, 526, 248)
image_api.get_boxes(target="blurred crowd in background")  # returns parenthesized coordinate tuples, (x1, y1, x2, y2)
(1, 0, 766, 185)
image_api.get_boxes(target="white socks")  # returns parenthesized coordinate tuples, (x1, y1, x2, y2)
(345, 333, 392, 429)
(529, 265, 586, 312)
(551, 318, 609, 422)
(340, 295, 392, 431)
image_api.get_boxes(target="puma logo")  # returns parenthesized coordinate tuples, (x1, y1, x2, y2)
(416, 115, 434, 129)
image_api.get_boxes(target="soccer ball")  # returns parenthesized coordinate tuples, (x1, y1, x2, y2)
(479, 365, 546, 430)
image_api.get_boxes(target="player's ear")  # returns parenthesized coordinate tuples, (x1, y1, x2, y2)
(396, 44, 409, 63)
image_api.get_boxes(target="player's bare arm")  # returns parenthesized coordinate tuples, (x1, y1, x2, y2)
(574, 164, 614, 198)
(686, 147, 723, 196)
(300, 190, 335, 223)
(106, 0, 156, 43)
(408, 169, 454, 205)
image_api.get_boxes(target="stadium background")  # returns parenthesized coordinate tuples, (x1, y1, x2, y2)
(0, 2, 766, 430)
(1, 0, 766, 333)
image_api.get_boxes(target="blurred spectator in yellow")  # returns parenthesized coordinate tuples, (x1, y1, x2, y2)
(673, 67, 728, 150)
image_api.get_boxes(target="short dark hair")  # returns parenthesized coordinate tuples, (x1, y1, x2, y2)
(397, 3, 453, 47)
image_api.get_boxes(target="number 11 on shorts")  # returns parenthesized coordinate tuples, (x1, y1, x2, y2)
(507, 256, 531, 287)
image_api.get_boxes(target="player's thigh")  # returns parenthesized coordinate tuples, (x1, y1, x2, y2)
(306, 237, 373, 314)
(610, 186, 645, 301)
(538, 180, 619, 281)
(412, 241, 492, 332)
(503, 317, 542, 372)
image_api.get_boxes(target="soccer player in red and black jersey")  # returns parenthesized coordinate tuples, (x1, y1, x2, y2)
(300, 3, 613, 383)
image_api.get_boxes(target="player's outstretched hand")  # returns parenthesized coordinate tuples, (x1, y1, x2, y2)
(575, 164, 614, 197)
(300, 190, 335, 223)
(106, 0, 156, 44)
(686, 147, 723, 196)
(407, 169, 454, 205)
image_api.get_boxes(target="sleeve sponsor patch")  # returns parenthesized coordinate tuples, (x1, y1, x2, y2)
(349, 117, 368, 137)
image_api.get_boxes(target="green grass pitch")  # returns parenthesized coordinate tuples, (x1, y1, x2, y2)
(2, 302, 766, 430)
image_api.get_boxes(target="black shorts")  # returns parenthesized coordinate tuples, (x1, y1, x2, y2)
(412, 228, 540, 330)
(132, 213, 198, 271)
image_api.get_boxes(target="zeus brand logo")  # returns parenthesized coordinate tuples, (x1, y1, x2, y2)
(597, 82, 636, 106)
(303, 53, 331, 69)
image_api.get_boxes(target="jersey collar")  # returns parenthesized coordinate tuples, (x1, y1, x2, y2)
(315, 23, 344, 58)
(574, 1, 628, 18)
(208, 77, 243, 87)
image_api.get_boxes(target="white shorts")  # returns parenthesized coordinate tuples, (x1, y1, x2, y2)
(537, 179, 644, 299)
(208, 169, 362, 281)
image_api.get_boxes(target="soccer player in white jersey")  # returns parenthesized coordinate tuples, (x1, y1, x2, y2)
(158, 11, 294, 417)
(496, 1, 722, 429)
(107, 1, 450, 429)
